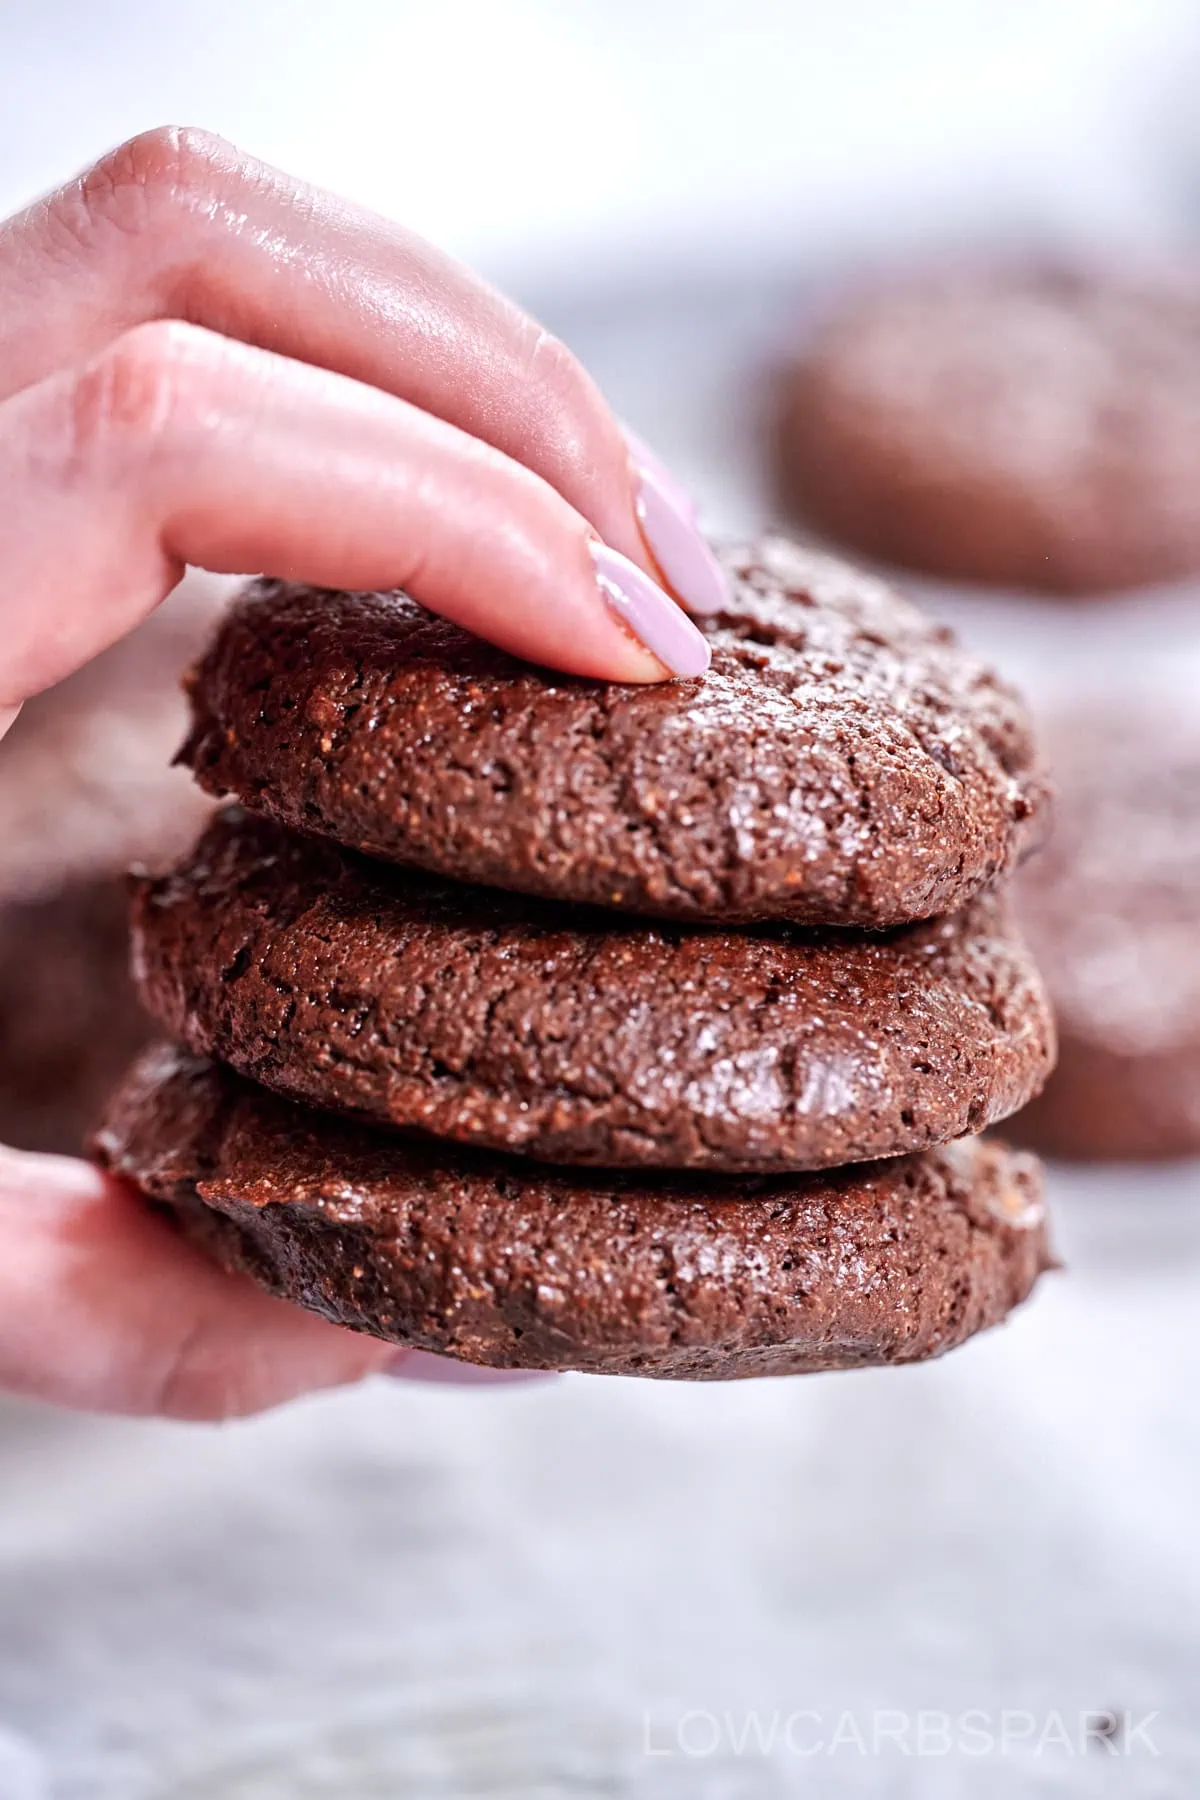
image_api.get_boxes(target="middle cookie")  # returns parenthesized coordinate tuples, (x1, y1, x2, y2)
(132, 808, 1055, 1173)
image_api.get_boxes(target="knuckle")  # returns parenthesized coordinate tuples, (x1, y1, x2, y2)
(47, 125, 233, 252)
(101, 123, 231, 194)
(63, 320, 209, 476)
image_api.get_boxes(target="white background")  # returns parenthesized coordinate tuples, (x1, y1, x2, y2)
(2, 0, 1199, 285)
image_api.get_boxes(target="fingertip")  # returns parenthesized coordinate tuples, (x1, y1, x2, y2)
(626, 437, 731, 619)
(589, 542, 712, 679)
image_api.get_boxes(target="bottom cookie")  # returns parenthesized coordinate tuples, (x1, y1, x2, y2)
(92, 1045, 1053, 1380)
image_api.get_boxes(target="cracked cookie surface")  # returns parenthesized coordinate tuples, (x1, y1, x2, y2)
(131, 808, 1055, 1172)
(179, 539, 1046, 928)
(92, 1044, 1053, 1378)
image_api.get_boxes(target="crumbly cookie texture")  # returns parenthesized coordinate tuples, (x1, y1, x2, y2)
(179, 539, 1046, 928)
(93, 1045, 1053, 1380)
(132, 807, 1055, 1173)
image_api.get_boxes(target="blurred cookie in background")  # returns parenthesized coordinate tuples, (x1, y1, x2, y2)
(1013, 703, 1200, 1160)
(774, 262, 1200, 596)
(0, 578, 225, 1154)
(0, 882, 154, 1158)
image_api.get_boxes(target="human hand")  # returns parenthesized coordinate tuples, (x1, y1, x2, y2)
(0, 128, 726, 1417)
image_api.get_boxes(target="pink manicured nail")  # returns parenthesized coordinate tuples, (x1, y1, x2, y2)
(625, 430, 697, 519)
(384, 1348, 557, 1386)
(629, 447, 731, 618)
(590, 543, 711, 678)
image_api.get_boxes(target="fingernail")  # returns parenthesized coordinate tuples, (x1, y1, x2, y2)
(383, 1348, 557, 1386)
(0, 705, 20, 746)
(590, 543, 711, 678)
(625, 430, 696, 518)
(629, 448, 731, 617)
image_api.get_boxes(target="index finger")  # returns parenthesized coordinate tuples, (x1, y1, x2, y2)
(0, 127, 728, 618)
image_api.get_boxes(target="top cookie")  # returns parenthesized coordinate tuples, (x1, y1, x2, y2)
(179, 539, 1044, 929)
(776, 264, 1200, 595)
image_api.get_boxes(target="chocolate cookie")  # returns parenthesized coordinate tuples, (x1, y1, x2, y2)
(1014, 705, 1200, 1160)
(776, 263, 1200, 594)
(0, 579, 223, 1153)
(92, 1044, 1052, 1379)
(178, 539, 1046, 929)
(131, 807, 1055, 1172)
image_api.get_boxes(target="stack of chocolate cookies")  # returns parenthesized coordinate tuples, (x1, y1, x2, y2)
(94, 539, 1058, 1379)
